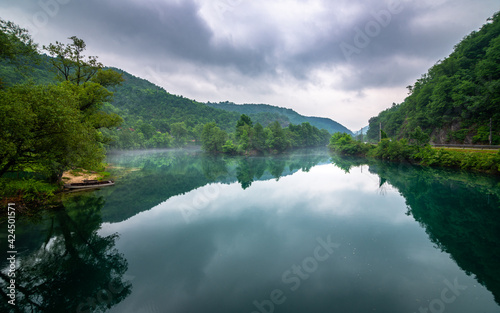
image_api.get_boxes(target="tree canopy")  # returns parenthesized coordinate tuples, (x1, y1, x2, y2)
(0, 21, 123, 181)
(367, 12, 500, 144)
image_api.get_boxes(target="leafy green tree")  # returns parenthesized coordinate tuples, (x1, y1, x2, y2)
(0, 19, 37, 61)
(235, 114, 254, 153)
(0, 19, 39, 88)
(0, 31, 122, 181)
(409, 126, 430, 146)
(170, 122, 189, 146)
(367, 12, 500, 143)
(201, 122, 227, 153)
(0, 83, 105, 180)
(266, 121, 289, 153)
(236, 114, 253, 128)
(222, 140, 238, 154)
(252, 123, 267, 152)
(44, 36, 103, 85)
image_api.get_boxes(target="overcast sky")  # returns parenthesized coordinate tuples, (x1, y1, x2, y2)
(1, 0, 498, 130)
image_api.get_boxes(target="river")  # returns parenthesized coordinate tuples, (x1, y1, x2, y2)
(1, 147, 499, 313)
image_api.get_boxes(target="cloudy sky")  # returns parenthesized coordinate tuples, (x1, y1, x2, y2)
(1, 0, 498, 130)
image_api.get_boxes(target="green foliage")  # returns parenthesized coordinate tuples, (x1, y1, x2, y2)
(0, 83, 110, 180)
(408, 126, 430, 146)
(201, 116, 329, 155)
(367, 12, 500, 144)
(206, 101, 352, 134)
(222, 140, 238, 154)
(369, 139, 418, 161)
(43, 36, 104, 85)
(266, 121, 290, 153)
(331, 130, 500, 174)
(0, 21, 124, 207)
(201, 122, 228, 153)
(0, 19, 38, 62)
(0, 178, 58, 202)
(328, 132, 373, 156)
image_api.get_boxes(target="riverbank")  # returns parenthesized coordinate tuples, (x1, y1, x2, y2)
(0, 168, 110, 213)
(329, 133, 500, 175)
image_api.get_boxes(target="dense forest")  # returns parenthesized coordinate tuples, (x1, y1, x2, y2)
(366, 12, 500, 144)
(200, 114, 331, 155)
(0, 47, 350, 151)
(0, 18, 338, 204)
(0, 21, 124, 203)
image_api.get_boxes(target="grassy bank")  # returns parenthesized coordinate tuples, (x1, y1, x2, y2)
(329, 133, 500, 175)
(0, 168, 110, 212)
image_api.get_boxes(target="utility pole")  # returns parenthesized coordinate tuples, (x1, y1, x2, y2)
(379, 122, 382, 142)
(489, 117, 492, 145)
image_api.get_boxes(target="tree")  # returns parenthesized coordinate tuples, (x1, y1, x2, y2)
(235, 114, 254, 152)
(252, 123, 267, 152)
(0, 19, 37, 61)
(201, 122, 227, 153)
(170, 122, 189, 146)
(0, 194, 131, 312)
(44, 36, 103, 85)
(266, 121, 289, 153)
(409, 126, 430, 146)
(0, 33, 123, 180)
(0, 83, 107, 180)
(0, 19, 38, 88)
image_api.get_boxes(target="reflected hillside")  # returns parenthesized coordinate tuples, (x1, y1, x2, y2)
(100, 148, 331, 223)
(331, 156, 500, 305)
(0, 194, 131, 312)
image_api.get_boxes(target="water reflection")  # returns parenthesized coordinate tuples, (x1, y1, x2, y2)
(366, 160, 500, 306)
(2, 149, 499, 312)
(100, 148, 331, 222)
(0, 194, 131, 313)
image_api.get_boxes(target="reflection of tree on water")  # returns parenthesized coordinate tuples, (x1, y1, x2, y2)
(330, 155, 500, 305)
(102, 149, 332, 221)
(235, 151, 330, 189)
(0, 194, 131, 312)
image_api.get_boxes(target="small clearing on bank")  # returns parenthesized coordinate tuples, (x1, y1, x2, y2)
(61, 169, 106, 184)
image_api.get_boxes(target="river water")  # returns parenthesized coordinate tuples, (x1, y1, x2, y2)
(1, 148, 499, 313)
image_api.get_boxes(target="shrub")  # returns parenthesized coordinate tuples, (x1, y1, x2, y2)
(0, 178, 58, 202)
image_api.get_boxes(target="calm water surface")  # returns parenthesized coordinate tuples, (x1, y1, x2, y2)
(1, 148, 499, 313)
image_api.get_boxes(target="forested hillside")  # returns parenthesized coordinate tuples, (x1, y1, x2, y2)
(366, 12, 500, 144)
(0, 56, 351, 149)
(207, 101, 352, 135)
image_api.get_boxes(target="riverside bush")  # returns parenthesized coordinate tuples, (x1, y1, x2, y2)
(330, 134, 500, 175)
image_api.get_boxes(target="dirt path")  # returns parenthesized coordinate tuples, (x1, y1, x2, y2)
(61, 170, 103, 184)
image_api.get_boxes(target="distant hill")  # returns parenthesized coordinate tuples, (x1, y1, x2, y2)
(353, 126, 369, 136)
(206, 101, 352, 135)
(0, 52, 352, 150)
(366, 12, 500, 144)
(108, 69, 240, 132)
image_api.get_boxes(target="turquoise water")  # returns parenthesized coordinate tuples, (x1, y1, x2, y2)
(2, 148, 499, 312)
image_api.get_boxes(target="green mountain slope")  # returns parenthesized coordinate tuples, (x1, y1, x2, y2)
(108, 69, 240, 132)
(367, 12, 500, 144)
(0, 46, 352, 150)
(206, 101, 353, 135)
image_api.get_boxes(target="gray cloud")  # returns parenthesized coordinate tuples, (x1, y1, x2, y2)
(1, 0, 497, 129)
